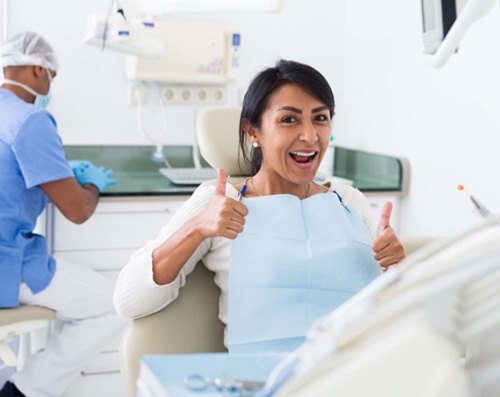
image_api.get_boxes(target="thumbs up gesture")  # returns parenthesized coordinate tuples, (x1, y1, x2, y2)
(372, 202, 406, 268)
(194, 168, 249, 240)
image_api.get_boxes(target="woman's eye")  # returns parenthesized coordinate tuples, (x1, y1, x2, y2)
(316, 114, 329, 122)
(282, 116, 297, 123)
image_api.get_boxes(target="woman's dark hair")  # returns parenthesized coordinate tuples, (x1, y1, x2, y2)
(239, 59, 335, 175)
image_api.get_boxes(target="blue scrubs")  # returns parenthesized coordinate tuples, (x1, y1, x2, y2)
(0, 88, 73, 308)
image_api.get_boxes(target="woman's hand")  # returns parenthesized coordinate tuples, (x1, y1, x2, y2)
(193, 168, 249, 240)
(372, 202, 406, 268)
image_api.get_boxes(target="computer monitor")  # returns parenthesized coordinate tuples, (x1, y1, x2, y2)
(421, 0, 457, 54)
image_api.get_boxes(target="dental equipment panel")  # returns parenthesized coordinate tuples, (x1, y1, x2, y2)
(84, 3, 241, 84)
(133, 0, 283, 14)
(125, 21, 240, 84)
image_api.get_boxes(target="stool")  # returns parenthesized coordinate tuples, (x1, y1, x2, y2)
(0, 306, 56, 367)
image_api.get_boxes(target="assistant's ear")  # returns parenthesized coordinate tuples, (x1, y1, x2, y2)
(32, 65, 45, 79)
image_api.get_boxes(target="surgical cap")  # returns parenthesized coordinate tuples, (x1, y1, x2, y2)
(0, 31, 59, 71)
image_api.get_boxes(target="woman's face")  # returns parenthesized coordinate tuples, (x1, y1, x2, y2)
(251, 83, 332, 186)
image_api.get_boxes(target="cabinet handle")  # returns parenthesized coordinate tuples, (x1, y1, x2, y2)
(81, 369, 120, 376)
(93, 206, 174, 215)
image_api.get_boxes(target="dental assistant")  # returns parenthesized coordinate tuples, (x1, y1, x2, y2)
(0, 32, 125, 397)
(114, 60, 406, 353)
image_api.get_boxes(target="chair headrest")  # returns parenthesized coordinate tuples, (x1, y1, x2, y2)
(196, 107, 251, 177)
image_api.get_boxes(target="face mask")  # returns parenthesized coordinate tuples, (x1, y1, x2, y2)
(2, 68, 53, 108)
(34, 89, 52, 108)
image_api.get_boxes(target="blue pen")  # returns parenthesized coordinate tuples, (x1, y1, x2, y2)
(333, 190, 350, 212)
(237, 179, 248, 202)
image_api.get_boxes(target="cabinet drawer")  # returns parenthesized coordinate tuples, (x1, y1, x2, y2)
(53, 198, 186, 251)
(61, 371, 125, 397)
(81, 350, 120, 375)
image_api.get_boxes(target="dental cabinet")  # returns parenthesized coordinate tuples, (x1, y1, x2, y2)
(333, 147, 409, 232)
(51, 196, 186, 397)
(36, 145, 407, 397)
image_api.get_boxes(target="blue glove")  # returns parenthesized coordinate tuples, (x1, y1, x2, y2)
(70, 161, 117, 193)
(68, 160, 92, 174)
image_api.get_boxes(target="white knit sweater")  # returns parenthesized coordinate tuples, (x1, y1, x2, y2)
(114, 182, 376, 329)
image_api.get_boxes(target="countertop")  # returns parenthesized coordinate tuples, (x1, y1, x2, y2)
(64, 145, 407, 196)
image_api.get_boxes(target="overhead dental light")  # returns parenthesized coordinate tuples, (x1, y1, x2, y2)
(82, 0, 164, 58)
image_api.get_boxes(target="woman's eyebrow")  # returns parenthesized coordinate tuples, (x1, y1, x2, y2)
(275, 106, 302, 114)
(275, 105, 329, 114)
(312, 105, 329, 113)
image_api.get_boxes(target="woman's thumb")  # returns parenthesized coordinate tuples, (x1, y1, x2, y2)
(215, 168, 227, 195)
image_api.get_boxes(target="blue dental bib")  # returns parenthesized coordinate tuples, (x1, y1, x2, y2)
(228, 191, 381, 353)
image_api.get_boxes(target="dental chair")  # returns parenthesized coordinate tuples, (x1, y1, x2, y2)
(119, 107, 247, 397)
(118, 107, 433, 397)
(0, 306, 56, 367)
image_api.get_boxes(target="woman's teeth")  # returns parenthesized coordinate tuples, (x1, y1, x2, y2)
(290, 151, 317, 163)
(291, 151, 316, 157)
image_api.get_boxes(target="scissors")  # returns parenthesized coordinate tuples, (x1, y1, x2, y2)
(184, 373, 265, 395)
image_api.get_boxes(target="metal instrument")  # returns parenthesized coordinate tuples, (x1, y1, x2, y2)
(184, 373, 265, 395)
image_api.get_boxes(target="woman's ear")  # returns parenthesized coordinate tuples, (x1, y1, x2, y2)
(241, 118, 258, 143)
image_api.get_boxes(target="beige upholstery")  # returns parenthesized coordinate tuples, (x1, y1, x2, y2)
(120, 107, 249, 397)
(196, 106, 251, 177)
(0, 305, 56, 366)
(401, 236, 436, 254)
(119, 265, 226, 397)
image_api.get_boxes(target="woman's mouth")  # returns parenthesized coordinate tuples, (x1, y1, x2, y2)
(289, 151, 318, 168)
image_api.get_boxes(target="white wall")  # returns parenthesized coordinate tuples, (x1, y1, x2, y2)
(6, 0, 346, 145)
(0, 0, 5, 42)
(6, 0, 500, 238)
(336, 0, 500, 237)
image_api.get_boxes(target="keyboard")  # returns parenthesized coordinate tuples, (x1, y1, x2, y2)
(159, 167, 218, 185)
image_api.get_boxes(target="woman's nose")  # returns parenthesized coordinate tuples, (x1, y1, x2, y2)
(299, 120, 318, 143)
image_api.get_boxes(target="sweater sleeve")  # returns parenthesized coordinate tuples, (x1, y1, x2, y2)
(114, 184, 221, 319)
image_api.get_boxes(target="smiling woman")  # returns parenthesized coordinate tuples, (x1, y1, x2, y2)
(114, 59, 406, 355)
(239, 60, 335, 181)
(239, 83, 333, 198)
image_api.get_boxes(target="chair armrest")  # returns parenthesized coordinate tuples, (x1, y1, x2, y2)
(119, 263, 226, 397)
(402, 237, 437, 255)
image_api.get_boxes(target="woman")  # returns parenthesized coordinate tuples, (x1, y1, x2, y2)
(114, 60, 405, 353)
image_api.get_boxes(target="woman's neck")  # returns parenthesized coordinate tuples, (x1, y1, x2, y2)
(250, 172, 312, 199)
